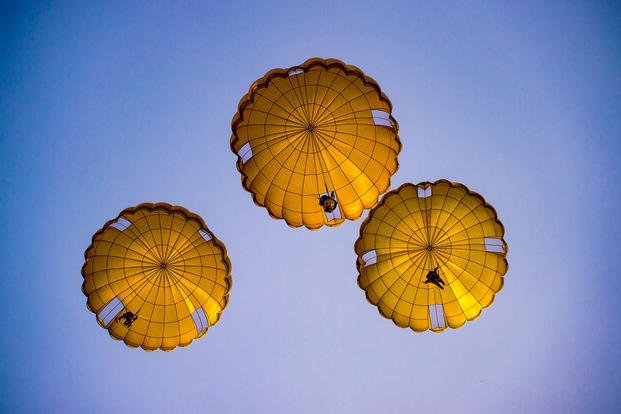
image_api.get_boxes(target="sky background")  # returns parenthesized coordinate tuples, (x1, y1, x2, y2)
(1, 1, 620, 413)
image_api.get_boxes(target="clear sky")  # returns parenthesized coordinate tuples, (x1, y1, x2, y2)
(1, 1, 620, 413)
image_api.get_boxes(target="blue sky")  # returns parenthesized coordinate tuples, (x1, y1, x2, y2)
(1, 1, 620, 413)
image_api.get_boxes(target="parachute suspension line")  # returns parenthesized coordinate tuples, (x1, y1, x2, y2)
(165, 266, 195, 343)
(167, 264, 208, 326)
(312, 129, 332, 190)
(119, 259, 168, 328)
(425, 247, 434, 272)
(311, 131, 339, 213)
(109, 262, 162, 327)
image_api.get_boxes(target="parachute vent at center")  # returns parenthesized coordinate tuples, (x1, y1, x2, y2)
(231, 57, 402, 230)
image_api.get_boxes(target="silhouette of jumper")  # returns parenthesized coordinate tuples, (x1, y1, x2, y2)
(424, 267, 446, 289)
(116, 311, 138, 327)
(319, 193, 338, 213)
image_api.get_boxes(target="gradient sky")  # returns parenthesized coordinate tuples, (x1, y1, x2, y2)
(1, 1, 620, 413)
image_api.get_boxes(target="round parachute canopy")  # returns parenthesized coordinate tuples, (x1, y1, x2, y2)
(231, 57, 402, 230)
(81, 203, 232, 351)
(355, 181, 508, 332)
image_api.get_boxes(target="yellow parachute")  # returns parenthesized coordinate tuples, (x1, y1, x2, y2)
(81, 203, 232, 351)
(231, 57, 402, 229)
(355, 181, 508, 332)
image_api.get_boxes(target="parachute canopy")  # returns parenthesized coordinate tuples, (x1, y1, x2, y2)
(355, 181, 508, 332)
(82, 203, 232, 351)
(231, 57, 402, 229)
